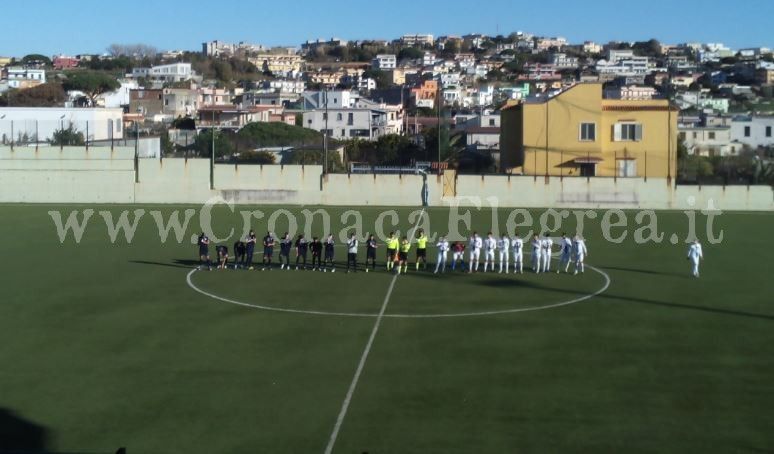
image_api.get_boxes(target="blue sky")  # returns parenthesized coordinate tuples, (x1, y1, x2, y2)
(1, 0, 771, 56)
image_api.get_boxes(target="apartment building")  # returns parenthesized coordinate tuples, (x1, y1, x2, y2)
(372, 54, 397, 70)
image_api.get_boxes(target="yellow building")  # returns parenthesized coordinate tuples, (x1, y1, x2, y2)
(501, 83, 678, 178)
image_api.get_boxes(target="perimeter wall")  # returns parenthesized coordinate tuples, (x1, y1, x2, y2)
(0, 147, 771, 211)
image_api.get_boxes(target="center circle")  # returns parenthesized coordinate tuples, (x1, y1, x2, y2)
(186, 263, 611, 319)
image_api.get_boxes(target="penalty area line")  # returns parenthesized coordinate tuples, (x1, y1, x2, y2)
(323, 208, 426, 454)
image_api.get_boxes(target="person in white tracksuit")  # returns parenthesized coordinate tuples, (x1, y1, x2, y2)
(557, 233, 573, 273)
(434, 236, 450, 274)
(687, 240, 703, 277)
(483, 233, 497, 272)
(542, 234, 554, 272)
(511, 234, 524, 274)
(468, 232, 482, 273)
(497, 234, 510, 273)
(531, 234, 543, 273)
(572, 235, 588, 275)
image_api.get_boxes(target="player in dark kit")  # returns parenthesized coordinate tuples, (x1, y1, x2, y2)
(310, 237, 323, 270)
(216, 245, 229, 270)
(233, 240, 246, 269)
(197, 233, 212, 271)
(365, 234, 378, 272)
(245, 230, 257, 270)
(295, 234, 308, 270)
(323, 234, 336, 273)
(262, 232, 275, 271)
(279, 233, 292, 270)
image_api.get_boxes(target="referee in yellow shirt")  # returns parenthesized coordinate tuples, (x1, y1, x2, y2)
(386, 231, 399, 271)
(415, 229, 428, 271)
(398, 236, 411, 274)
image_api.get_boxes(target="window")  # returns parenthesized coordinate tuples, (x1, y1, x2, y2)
(693, 132, 697, 139)
(579, 163, 596, 177)
(489, 118, 496, 126)
(766, 126, 772, 138)
(708, 132, 716, 140)
(322, 113, 328, 121)
(579, 123, 596, 141)
(336, 113, 343, 122)
(679, 132, 686, 141)
(617, 159, 637, 177)
(348, 113, 354, 125)
(745, 126, 751, 137)
(614, 123, 643, 141)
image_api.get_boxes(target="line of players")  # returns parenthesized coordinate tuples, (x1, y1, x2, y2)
(197, 229, 589, 275)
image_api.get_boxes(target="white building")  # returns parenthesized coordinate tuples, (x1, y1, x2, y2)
(730, 116, 774, 149)
(605, 85, 659, 100)
(583, 41, 603, 54)
(303, 108, 390, 140)
(4, 67, 46, 88)
(0, 107, 124, 144)
(259, 79, 307, 94)
(372, 54, 397, 70)
(132, 63, 193, 83)
(423, 52, 437, 66)
(401, 34, 434, 47)
(550, 53, 579, 69)
(99, 80, 139, 108)
(678, 125, 733, 156)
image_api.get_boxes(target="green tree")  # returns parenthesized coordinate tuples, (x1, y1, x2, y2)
(398, 47, 424, 61)
(62, 71, 120, 105)
(0, 83, 66, 107)
(194, 129, 234, 159)
(21, 54, 52, 67)
(362, 69, 391, 88)
(237, 150, 276, 164)
(50, 125, 85, 146)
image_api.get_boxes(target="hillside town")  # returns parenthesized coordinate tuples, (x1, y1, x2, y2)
(1, 33, 772, 182)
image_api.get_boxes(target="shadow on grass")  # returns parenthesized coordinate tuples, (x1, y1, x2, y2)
(598, 265, 680, 277)
(129, 259, 200, 269)
(0, 407, 49, 453)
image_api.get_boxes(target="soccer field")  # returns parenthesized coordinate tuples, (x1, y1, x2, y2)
(1, 204, 773, 453)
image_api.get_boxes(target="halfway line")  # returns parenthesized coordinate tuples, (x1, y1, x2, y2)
(323, 208, 426, 454)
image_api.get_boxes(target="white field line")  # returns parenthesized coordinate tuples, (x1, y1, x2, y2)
(323, 208, 426, 454)
(186, 262, 610, 319)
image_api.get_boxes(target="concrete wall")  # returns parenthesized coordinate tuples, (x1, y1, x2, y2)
(0, 146, 771, 211)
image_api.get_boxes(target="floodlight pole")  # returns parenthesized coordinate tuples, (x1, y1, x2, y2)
(210, 109, 215, 190)
(323, 88, 329, 175)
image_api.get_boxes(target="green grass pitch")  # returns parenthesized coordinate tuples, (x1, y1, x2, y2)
(0, 204, 772, 453)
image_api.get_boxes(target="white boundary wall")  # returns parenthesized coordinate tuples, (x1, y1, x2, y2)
(0, 147, 771, 211)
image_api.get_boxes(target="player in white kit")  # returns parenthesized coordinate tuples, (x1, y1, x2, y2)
(572, 235, 588, 275)
(511, 233, 524, 274)
(542, 234, 554, 272)
(687, 239, 703, 278)
(483, 232, 497, 272)
(531, 234, 543, 273)
(434, 236, 450, 274)
(497, 234, 510, 273)
(468, 232, 482, 274)
(557, 233, 573, 273)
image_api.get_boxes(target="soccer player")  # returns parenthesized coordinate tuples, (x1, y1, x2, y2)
(295, 234, 308, 270)
(216, 245, 229, 270)
(262, 232, 275, 271)
(197, 232, 212, 271)
(365, 234, 378, 272)
(511, 232, 524, 274)
(557, 233, 573, 273)
(245, 230, 257, 270)
(451, 241, 466, 272)
(497, 234, 510, 274)
(415, 229, 428, 271)
(398, 236, 411, 274)
(386, 232, 399, 271)
(483, 232, 497, 272)
(311, 237, 323, 270)
(279, 233, 292, 270)
(572, 235, 588, 275)
(233, 240, 246, 269)
(346, 233, 359, 273)
(468, 232, 482, 274)
(542, 234, 554, 272)
(687, 239, 704, 278)
(531, 234, 543, 273)
(434, 236, 450, 274)
(324, 234, 336, 273)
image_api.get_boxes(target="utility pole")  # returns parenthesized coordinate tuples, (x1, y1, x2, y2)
(437, 82, 441, 174)
(210, 109, 215, 190)
(323, 89, 329, 174)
